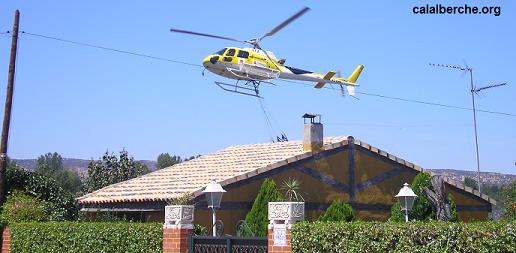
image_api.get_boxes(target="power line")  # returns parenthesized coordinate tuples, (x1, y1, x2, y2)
(20, 31, 202, 68)
(15, 31, 516, 117)
(277, 79, 515, 117)
(356, 91, 514, 116)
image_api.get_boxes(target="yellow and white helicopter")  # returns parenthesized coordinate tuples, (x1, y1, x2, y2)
(170, 7, 364, 98)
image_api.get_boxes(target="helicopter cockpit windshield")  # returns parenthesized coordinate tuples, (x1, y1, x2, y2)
(214, 48, 227, 55)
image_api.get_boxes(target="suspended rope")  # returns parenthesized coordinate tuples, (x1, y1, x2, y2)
(256, 97, 288, 143)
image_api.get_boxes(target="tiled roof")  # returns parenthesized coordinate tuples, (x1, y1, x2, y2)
(78, 136, 495, 206)
(78, 136, 348, 204)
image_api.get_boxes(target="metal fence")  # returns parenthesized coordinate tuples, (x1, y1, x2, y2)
(189, 235, 267, 253)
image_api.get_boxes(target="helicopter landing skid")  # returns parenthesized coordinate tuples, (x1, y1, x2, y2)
(214, 80, 263, 98)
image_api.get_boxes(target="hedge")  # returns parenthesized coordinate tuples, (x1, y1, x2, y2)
(292, 221, 515, 253)
(9, 222, 162, 253)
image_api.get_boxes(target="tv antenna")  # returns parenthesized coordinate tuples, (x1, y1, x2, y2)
(429, 63, 507, 194)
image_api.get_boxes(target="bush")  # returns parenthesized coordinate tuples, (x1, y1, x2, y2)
(292, 221, 516, 253)
(319, 200, 354, 222)
(9, 222, 162, 253)
(244, 178, 284, 237)
(390, 172, 458, 222)
(6, 165, 78, 220)
(0, 191, 50, 222)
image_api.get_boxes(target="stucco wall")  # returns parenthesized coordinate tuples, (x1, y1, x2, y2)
(188, 144, 490, 234)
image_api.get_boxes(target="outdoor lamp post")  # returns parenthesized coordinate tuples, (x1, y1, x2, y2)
(395, 183, 417, 222)
(202, 180, 226, 236)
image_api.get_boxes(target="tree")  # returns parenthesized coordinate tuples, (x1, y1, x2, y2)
(244, 178, 284, 237)
(502, 181, 515, 220)
(35, 152, 63, 177)
(464, 177, 479, 190)
(157, 153, 182, 170)
(389, 172, 458, 222)
(55, 169, 83, 194)
(86, 149, 150, 193)
(34, 152, 83, 194)
(318, 199, 354, 222)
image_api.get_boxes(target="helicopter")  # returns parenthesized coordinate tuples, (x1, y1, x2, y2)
(170, 7, 364, 98)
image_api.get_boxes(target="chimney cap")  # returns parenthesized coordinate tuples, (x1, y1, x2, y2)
(302, 113, 321, 123)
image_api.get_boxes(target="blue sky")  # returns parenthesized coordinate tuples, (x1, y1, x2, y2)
(0, 1, 514, 174)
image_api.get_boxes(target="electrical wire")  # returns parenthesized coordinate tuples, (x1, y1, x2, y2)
(276, 79, 515, 117)
(20, 31, 202, 68)
(16, 31, 515, 117)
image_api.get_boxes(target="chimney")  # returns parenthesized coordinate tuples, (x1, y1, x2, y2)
(302, 113, 323, 153)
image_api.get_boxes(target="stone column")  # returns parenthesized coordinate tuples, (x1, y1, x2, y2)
(268, 202, 304, 253)
(162, 205, 194, 253)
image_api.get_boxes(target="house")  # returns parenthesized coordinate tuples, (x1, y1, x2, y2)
(78, 117, 494, 233)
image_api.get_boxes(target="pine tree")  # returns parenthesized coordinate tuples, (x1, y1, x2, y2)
(319, 199, 354, 222)
(244, 178, 284, 237)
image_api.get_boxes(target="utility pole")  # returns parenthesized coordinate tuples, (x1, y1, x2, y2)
(0, 10, 20, 205)
(430, 63, 507, 194)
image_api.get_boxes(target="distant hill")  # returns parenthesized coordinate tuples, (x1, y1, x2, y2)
(13, 158, 157, 172)
(430, 169, 515, 186)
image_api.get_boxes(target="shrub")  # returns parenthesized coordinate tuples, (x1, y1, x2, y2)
(318, 200, 354, 222)
(6, 165, 78, 220)
(0, 191, 50, 222)
(244, 178, 284, 236)
(389, 172, 457, 222)
(292, 221, 516, 253)
(9, 222, 162, 253)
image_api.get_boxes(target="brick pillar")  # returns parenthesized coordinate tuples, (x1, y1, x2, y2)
(162, 205, 195, 253)
(268, 202, 304, 253)
(1, 225, 10, 253)
(268, 226, 292, 253)
(163, 227, 193, 253)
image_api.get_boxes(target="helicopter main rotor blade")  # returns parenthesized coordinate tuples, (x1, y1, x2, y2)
(259, 7, 310, 41)
(170, 28, 246, 43)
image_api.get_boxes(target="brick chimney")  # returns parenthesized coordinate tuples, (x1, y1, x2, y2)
(302, 113, 323, 153)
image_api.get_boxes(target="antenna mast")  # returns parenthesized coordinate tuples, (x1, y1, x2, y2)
(430, 63, 507, 194)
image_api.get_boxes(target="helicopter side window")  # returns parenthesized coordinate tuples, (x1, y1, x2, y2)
(214, 48, 226, 55)
(237, 50, 249, 58)
(226, 49, 236, 56)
